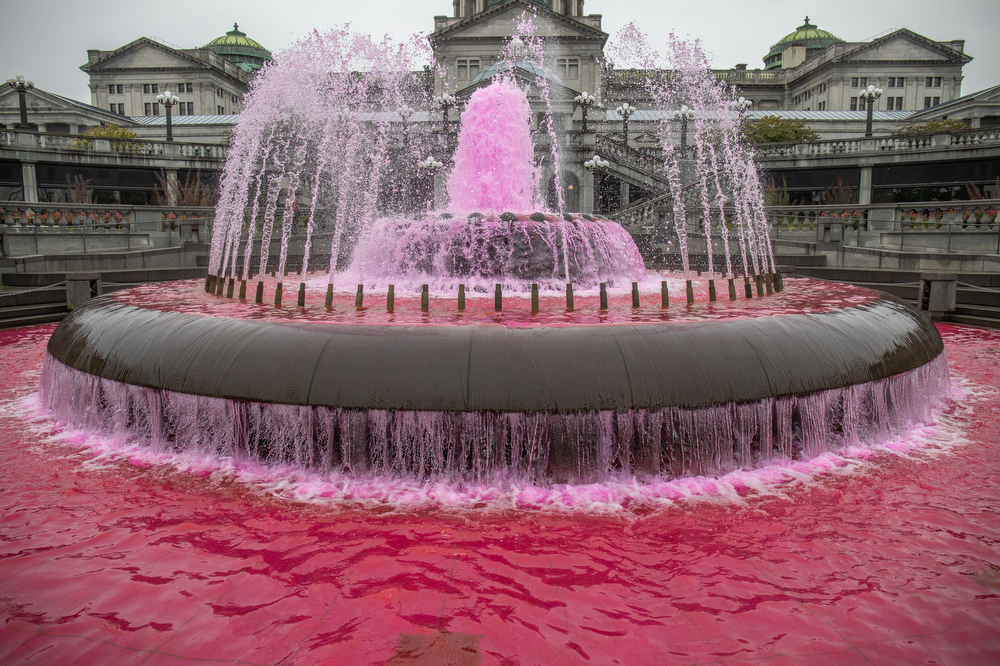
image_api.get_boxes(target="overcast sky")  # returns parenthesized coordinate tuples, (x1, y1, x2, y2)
(4, 0, 997, 103)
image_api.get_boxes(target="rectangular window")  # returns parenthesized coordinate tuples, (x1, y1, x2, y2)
(218, 105, 225, 114)
(456, 58, 480, 81)
(145, 102, 152, 116)
(924, 96, 932, 108)
(108, 85, 115, 94)
(118, 103, 125, 115)
(143, 84, 150, 94)
(886, 97, 893, 110)
(887, 78, 895, 88)
(187, 83, 194, 93)
(818, 101, 826, 110)
(556, 58, 580, 79)
(934, 77, 942, 87)
(895, 77, 904, 87)
(153, 103, 160, 116)
(895, 97, 903, 110)
(117, 84, 124, 95)
(177, 104, 185, 116)
(110, 103, 116, 112)
(925, 77, 933, 87)
(933, 96, 940, 105)
(152, 83, 159, 94)
(858, 96, 866, 110)
(851, 77, 858, 88)
(850, 97, 858, 111)
(187, 102, 194, 115)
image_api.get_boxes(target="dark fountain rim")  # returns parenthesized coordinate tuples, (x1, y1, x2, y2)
(47, 288, 943, 413)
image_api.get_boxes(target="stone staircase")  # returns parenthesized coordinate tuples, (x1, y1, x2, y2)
(0, 283, 70, 329)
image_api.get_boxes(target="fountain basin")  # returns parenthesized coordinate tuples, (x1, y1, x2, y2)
(41, 280, 947, 483)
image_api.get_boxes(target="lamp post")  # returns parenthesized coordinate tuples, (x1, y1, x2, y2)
(616, 102, 636, 146)
(155, 90, 180, 141)
(584, 154, 610, 213)
(733, 96, 752, 126)
(673, 105, 695, 157)
(434, 93, 456, 125)
(6, 75, 35, 129)
(583, 154, 609, 171)
(417, 156, 444, 212)
(574, 91, 598, 133)
(859, 84, 883, 138)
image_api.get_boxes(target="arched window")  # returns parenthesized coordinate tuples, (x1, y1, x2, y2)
(547, 171, 581, 212)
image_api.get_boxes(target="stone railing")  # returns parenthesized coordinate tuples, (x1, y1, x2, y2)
(0, 203, 213, 235)
(754, 129, 1000, 160)
(0, 129, 227, 160)
(765, 200, 1000, 248)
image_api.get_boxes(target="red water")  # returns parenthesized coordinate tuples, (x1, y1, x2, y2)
(2, 324, 999, 664)
(125, 276, 879, 327)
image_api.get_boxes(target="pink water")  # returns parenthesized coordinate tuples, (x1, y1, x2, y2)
(447, 81, 535, 213)
(2, 323, 1000, 663)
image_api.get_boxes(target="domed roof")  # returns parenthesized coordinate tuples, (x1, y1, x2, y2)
(205, 23, 272, 73)
(764, 17, 842, 69)
(773, 17, 841, 47)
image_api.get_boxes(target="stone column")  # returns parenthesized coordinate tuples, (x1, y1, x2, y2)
(165, 169, 179, 206)
(581, 167, 595, 214)
(858, 165, 873, 205)
(21, 162, 38, 203)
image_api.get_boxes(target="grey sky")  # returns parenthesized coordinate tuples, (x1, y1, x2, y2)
(3, 0, 997, 104)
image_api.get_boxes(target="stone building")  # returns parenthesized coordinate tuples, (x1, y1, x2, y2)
(81, 25, 271, 119)
(728, 18, 971, 112)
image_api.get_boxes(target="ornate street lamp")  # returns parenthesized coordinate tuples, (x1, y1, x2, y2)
(574, 91, 598, 133)
(417, 156, 444, 171)
(616, 102, 636, 145)
(859, 84, 883, 138)
(583, 154, 609, 171)
(6, 75, 35, 129)
(156, 90, 180, 141)
(733, 96, 752, 123)
(434, 93, 456, 124)
(673, 105, 695, 157)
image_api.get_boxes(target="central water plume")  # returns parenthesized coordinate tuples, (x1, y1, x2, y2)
(349, 78, 646, 290)
(447, 81, 535, 212)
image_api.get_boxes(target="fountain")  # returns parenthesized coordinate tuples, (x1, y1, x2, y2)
(38, 24, 948, 486)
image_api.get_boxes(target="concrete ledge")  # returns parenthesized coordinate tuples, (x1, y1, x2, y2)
(48, 293, 943, 413)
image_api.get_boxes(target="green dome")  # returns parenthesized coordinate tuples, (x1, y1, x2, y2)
(205, 23, 272, 73)
(764, 17, 842, 70)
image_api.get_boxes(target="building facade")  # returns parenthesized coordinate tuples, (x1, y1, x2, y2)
(733, 19, 970, 113)
(81, 26, 272, 119)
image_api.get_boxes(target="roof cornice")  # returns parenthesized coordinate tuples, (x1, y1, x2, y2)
(430, 0, 607, 43)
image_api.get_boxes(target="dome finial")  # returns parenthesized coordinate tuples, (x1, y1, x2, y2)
(234, 22, 239, 32)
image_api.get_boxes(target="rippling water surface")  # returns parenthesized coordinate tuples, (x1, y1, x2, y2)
(1, 323, 999, 665)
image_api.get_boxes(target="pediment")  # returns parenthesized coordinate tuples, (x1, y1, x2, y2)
(840, 30, 968, 63)
(455, 64, 579, 101)
(432, 1, 606, 41)
(83, 38, 203, 72)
